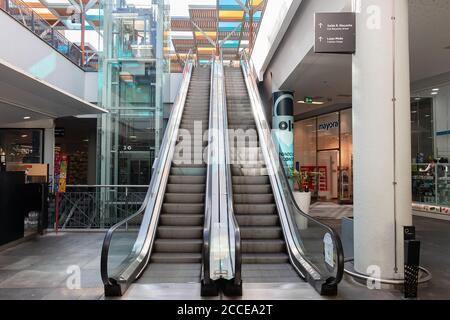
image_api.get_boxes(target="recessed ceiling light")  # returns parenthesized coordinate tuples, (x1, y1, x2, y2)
(432, 88, 439, 91)
(297, 101, 324, 105)
(21, 134, 28, 138)
(23, 116, 31, 120)
(431, 92, 439, 95)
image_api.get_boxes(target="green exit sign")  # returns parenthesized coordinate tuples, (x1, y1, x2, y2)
(305, 96, 314, 104)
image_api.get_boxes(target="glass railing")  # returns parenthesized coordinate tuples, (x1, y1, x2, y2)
(412, 163, 450, 208)
(101, 52, 194, 296)
(241, 51, 344, 295)
(1, 0, 98, 71)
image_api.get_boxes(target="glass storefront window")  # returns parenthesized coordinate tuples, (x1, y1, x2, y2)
(411, 97, 434, 162)
(294, 109, 353, 203)
(317, 112, 339, 150)
(294, 118, 316, 168)
(0, 129, 43, 165)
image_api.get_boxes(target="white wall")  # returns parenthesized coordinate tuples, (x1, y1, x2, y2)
(262, 0, 349, 90)
(251, 0, 303, 81)
(0, 10, 87, 99)
(84, 72, 99, 103)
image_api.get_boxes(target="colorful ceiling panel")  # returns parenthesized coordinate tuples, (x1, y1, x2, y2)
(169, 0, 267, 72)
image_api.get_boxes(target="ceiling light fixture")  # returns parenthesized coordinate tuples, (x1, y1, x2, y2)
(297, 100, 325, 105)
(432, 88, 439, 91)
(23, 116, 31, 120)
(431, 92, 439, 95)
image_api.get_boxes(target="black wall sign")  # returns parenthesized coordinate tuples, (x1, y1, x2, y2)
(55, 127, 65, 137)
(314, 12, 356, 54)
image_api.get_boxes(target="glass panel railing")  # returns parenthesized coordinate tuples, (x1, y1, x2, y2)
(101, 53, 194, 296)
(412, 163, 450, 208)
(1, 0, 98, 71)
(241, 52, 344, 295)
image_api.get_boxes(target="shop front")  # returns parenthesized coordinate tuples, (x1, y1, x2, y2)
(294, 108, 353, 204)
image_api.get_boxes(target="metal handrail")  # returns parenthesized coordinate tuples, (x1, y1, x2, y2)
(100, 49, 194, 296)
(218, 50, 242, 288)
(240, 50, 344, 294)
(1, 0, 98, 70)
(201, 53, 216, 290)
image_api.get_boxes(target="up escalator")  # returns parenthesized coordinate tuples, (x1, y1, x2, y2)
(100, 58, 216, 296)
(137, 66, 211, 284)
(224, 67, 301, 283)
(223, 55, 345, 295)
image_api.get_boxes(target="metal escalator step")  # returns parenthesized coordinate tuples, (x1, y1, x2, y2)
(150, 253, 202, 264)
(159, 214, 204, 226)
(168, 175, 206, 184)
(231, 166, 268, 176)
(157, 226, 203, 239)
(154, 239, 203, 253)
(242, 254, 290, 264)
(170, 167, 206, 176)
(240, 226, 283, 239)
(166, 184, 205, 193)
(232, 176, 270, 185)
(234, 204, 277, 215)
(233, 184, 272, 194)
(236, 214, 279, 226)
(241, 239, 286, 253)
(164, 193, 205, 203)
(162, 203, 204, 214)
(233, 194, 274, 204)
(171, 163, 206, 169)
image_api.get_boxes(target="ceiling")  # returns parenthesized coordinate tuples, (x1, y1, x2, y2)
(0, 58, 106, 126)
(283, 0, 450, 117)
(170, 0, 267, 72)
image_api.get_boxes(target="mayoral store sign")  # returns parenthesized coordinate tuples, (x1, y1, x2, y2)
(314, 12, 356, 54)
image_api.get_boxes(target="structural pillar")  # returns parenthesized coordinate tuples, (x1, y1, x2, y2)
(352, 0, 412, 279)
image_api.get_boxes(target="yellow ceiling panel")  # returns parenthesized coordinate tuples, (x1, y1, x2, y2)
(249, 0, 264, 7)
(31, 8, 57, 20)
(197, 47, 216, 54)
(219, 10, 244, 21)
(195, 31, 217, 39)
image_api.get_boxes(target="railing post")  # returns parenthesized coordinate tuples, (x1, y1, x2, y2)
(125, 186, 129, 222)
(435, 164, 438, 206)
(51, 27, 55, 47)
(31, 11, 35, 32)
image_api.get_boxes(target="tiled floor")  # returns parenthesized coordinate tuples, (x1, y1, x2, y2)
(0, 210, 448, 300)
(0, 232, 105, 300)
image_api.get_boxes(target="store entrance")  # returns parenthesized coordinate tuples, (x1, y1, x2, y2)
(317, 150, 339, 200)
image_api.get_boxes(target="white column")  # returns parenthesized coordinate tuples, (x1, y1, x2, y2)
(352, 0, 412, 279)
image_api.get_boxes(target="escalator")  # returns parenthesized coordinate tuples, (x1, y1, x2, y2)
(223, 55, 345, 295)
(225, 67, 301, 283)
(136, 66, 211, 284)
(100, 56, 217, 296)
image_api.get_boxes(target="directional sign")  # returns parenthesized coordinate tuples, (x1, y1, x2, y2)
(314, 12, 356, 54)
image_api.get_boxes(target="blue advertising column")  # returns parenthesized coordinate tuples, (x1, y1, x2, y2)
(272, 91, 294, 170)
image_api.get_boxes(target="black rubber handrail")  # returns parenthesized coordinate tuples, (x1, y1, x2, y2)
(240, 51, 344, 294)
